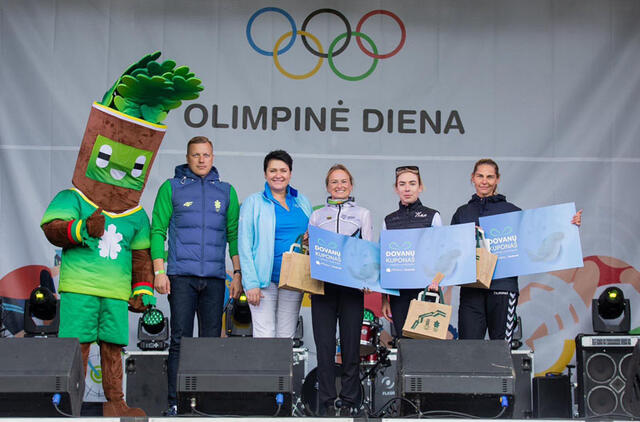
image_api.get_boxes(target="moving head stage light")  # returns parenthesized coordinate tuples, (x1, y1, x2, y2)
(24, 286, 60, 337)
(593, 287, 631, 334)
(225, 294, 252, 337)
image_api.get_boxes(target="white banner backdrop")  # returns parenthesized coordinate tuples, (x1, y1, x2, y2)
(1, 0, 640, 378)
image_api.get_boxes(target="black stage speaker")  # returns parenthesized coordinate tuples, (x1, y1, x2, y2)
(532, 375, 571, 418)
(177, 337, 293, 416)
(0, 337, 84, 416)
(124, 351, 168, 416)
(576, 334, 640, 418)
(625, 342, 640, 416)
(397, 339, 514, 417)
(511, 350, 534, 418)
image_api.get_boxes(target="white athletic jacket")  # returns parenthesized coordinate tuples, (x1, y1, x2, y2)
(308, 198, 374, 241)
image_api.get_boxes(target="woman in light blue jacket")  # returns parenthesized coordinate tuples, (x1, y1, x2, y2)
(238, 150, 312, 337)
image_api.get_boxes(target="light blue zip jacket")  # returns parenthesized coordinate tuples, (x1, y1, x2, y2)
(238, 183, 313, 291)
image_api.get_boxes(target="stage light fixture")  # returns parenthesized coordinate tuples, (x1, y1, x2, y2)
(30, 287, 57, 320)
(225, 295, 253, 337)
(592, 287, 630, 333)
(24, 286, 60, 337)
(233, 293, 251, 324)
(598, 287, 624, 318)
(142, 307, 165, 334)
(137, 306, 168, 350)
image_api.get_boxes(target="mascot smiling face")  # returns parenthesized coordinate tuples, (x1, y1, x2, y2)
(71, 103, 166, 212)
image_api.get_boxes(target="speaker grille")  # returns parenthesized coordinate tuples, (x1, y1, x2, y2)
(587, 385, 618, 416)
(586, 353, 616, 383)
(185, 376, 197, 391)
(55, 376, 62, 392)
(610, 376, 625, 393)
(502, 378, 508, 393)
(621, 390, 634, 416)
(619, 353, 632, 380)
(409, 377, 423, 392)
(278, 376, 285, 391)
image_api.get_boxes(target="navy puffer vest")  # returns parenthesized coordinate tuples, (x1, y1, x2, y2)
(167, 164, 230, 278)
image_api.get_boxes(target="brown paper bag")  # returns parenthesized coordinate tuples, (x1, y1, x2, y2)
(402, 299, 452, 340)
(279, 244, 324, 295)
(402, 280, 452, 340)
(465, 247, 498, 289)
(464, 227, 498, 289)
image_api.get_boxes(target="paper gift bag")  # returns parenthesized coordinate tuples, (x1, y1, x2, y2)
(473, 247, 498, 288)
(466, 227, 498, 289)
(279, 243, 324, 295)
(402, 285, 452, 340)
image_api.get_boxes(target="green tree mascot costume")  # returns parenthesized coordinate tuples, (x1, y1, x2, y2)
(40, 52, 203, 417)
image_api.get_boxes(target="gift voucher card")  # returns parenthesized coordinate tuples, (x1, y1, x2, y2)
(479, 202, 583, 279)
(309, 225, 399, 295)
(380, 223, 476, 288)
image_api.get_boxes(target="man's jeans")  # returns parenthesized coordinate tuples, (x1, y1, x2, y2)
(167, 275, 225, 406)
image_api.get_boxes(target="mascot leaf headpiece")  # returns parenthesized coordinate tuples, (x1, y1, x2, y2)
(72, 51, 204, 213)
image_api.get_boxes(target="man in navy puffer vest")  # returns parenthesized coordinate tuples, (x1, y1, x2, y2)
(150, 136, 242, 415)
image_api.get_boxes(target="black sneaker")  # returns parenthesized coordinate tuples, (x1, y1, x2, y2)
(163, 405, 177, 416)
(349, 405, 365, 418)
(316, 404, 336, 417)
(338, 406, 351, 417)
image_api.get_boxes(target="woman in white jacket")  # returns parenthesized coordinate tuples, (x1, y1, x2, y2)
(308, 164, 372, 417)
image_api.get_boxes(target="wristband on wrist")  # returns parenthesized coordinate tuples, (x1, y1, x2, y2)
(233, 269, 241, 275)
(67, 219, 83, 244)
(154, 269, 165, 275)
(132, 281, 154, 296)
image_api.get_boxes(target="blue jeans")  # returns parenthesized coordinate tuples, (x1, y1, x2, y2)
(167, 275, 225, 406)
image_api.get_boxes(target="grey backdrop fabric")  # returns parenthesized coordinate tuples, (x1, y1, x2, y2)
(1, 0, 639, 379)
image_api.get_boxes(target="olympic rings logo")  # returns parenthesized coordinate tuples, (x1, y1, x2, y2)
(246, 7, 406, 81)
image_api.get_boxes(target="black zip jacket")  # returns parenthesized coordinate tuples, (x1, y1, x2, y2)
(451, 194, 520, 292)
(384, 199, 438, 229)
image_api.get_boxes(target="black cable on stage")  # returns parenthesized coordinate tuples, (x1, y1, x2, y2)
(51, 394, 73, 417)
(371, 396, 422, 418)
(422, 406, 507, 419)
(291, 397, 306, 417)
(188, 407, 244, 418)
(185, 397, 243, 418)
(184, 394, 287, 418)
(372, 395, 508, 419)
(273, 404, 282, 417)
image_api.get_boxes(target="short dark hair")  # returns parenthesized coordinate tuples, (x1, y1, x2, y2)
(263, 150, 293, 172)
(187, 136, 212, 152)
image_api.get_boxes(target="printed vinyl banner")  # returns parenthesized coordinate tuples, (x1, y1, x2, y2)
(309, 225, 398, 295)
(2, 1, 640, 378)
(380, 223, 476, 288)
(479, 203, 584, 279)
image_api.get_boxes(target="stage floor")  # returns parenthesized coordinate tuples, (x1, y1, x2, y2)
(0, 419, 582, 422)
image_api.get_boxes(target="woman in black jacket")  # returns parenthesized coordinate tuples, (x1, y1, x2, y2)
(381, 165, 443, 338)
(452, 158, 581, 341)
